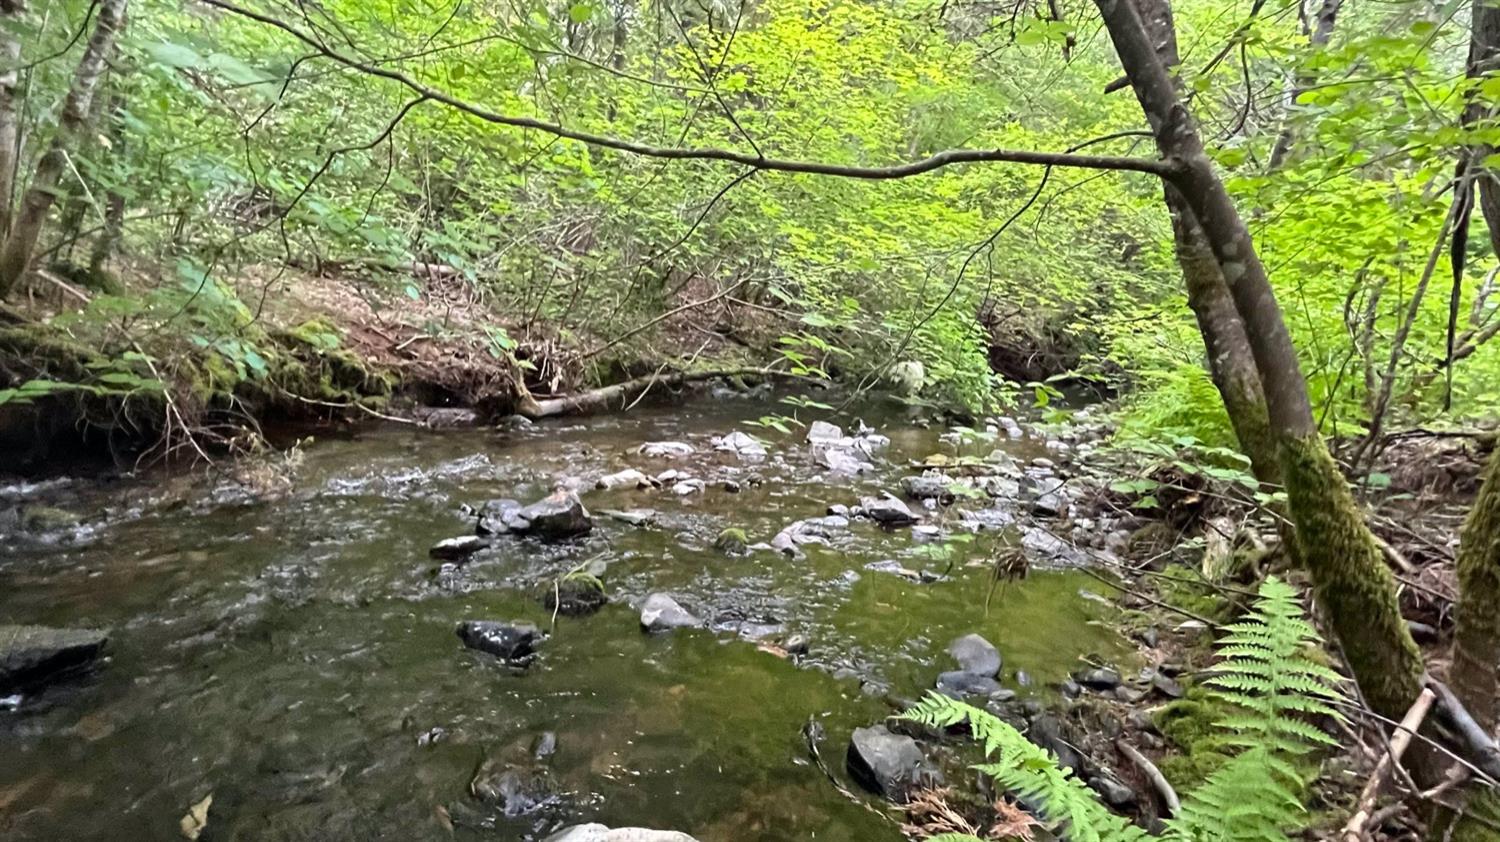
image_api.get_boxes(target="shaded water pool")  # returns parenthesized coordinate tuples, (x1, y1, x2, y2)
(0, 396, 1124, 840)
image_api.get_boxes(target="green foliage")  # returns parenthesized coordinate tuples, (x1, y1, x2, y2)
(904, 578, 1344, 842)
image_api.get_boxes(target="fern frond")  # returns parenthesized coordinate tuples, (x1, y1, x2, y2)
(904, 693, 1149, 842)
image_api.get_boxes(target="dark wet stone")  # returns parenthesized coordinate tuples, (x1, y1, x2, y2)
(532, 731, 558, 760)
(1073, 667, 1122, 690)
(1032, 491, 1068, 518)
(541, 577, 607, 617)
(1059, 679, 1082, 699)
(858, 493, 918, 527)
(1150, 673, 1184, 699)
(936, 670, 1014, 702)
(640, 594, 701, 632)
(0, 625, 108, 691)
(948, 633, 1001, 677)
(416, 726, 447, 746)
(1115, 686, 1148, 704)
(469, 763, 558, 816)
(518, 490, 593, 539)
(1408, 620, 1439, 644)
(1089, 774, 1137, 808)
(456, 621, 543, 661)
(1028, 713, 1085, 772)
(476, 498, 527, 536)
(781, 634, 810, 655)
(429, 535, 490, 560)
(722, 480, 742, 493)
(846, 725, 930, 799)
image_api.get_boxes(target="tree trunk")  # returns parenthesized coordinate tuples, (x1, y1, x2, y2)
(87, 93, 126, 288)
(1267, 0, 1345, 169)
(0, 0, 127, 300)
(1098, 0, 1424, 722)
(1132, 0, 1280, 485)
(1466, 0, 1500, 256)
(0, 0, 23, 239)
(1453, 451, 1500, 732)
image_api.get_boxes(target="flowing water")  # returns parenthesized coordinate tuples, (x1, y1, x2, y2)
(0, 395, 1124, 841)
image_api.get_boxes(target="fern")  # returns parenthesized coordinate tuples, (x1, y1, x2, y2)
(903, 577, 1344, 842)
(904, 694, 1150, 842)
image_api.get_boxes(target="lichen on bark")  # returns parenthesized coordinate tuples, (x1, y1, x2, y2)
(1453, 450, 1500, 731)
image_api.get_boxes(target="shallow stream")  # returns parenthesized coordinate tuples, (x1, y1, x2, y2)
(0, 395, 1124, 841)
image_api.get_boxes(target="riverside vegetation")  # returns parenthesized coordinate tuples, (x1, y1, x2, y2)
(7, 0, 1500, 840)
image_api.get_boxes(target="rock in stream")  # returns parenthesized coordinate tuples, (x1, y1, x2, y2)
(0, 625, 109, 691)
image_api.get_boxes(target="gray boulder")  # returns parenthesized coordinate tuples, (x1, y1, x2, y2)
(518, 491, 593, 539)
(0, 625, 108, 691)
(805, 420, 844, 443)
(640, 594, 701, 632)
(712, 431, 767, 461)
(936, 670, 1013, 701)
(546, 825, 699, 842)
(948, 633, 1001, 677)
(859, 493, 918, 527)
(900, 474, 953, 503)
(457, 621, 543, 661)
(846, 725, 930, 799)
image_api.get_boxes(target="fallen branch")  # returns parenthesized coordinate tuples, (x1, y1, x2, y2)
(1430, 679, 1500, 781)
(1116, 739, 1180, 817)
(1342, 687, 1435, 842)
(515, 367, 818, 419)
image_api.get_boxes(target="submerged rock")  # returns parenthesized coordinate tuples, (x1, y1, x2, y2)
(814, 446, 874, 475)
(639, 442, 695, 458)
(456, 621, 543, 662)
(936, 670, 1012, 701)
(476, 499, 528, 536)
(846, 725, 932, 799)
(545, 825, 699, 842)
(470, 762, 558, 816)
(712, 431, 767, 461)
(600, 508, 657, 527)
(947, 633, 1001, 677)
(18, 505, 81, 533)
(0, 625, 108, 691)
(670, 479, 706, 496)
(640, 594, 701, 632)
(429, 535, 490, 561)
(900, 474, 953, 503)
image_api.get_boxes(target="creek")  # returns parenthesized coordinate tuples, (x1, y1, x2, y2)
(0, 393, 1127, 841)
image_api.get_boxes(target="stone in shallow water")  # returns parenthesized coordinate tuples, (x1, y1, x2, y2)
(858, 493, 918, 527)
(545, 825, 699, 842)
(935, 670, 1013, 701)
(541, 577, 607, 617)
(600, 508, 657, 527)
(596, 468, 650, 490)
(1073, 666, 1122, 690)
(0, 625, 108, 691)
(429, 535, 490, 560)
(476, 498, 528, 535)
(639, 441, 695, 458)
(518, 490, 593, 539)
(805, 420, 843, 443)
(947, 633, 1001, 677)
(639, 594, 701, 632)
(846, 725, 935, 799)
(456, 621, 543, 661)
(470, 762, 559, 816)
(712, 431, 767, 460)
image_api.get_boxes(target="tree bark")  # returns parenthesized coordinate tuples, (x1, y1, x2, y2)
(0, 0, 127, 300)
(0, 0, 24, 239)
(87, 92, 126, 288)
(1133, 0, 1280, 485)
(1466, 0, 1500, 256)
(1097, 0, 1424, 722)
(1453, 451, 1500, 732)
(1267, 0, 1345, 169)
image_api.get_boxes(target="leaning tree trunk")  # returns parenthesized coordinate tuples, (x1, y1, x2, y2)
(0, 0, 127, 300)
(1132, 0, 1280, 486)
(1098, 0, 1424, 722)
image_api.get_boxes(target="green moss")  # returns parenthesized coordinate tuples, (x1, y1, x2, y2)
(1155, 689, 1232, 789)
(1454, 451, 1500, 730)
(1280, 433, 1422, 721)
(714, 527, 749, 555)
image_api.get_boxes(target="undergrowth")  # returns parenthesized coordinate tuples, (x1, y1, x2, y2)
(903, 578, 1344, 842)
